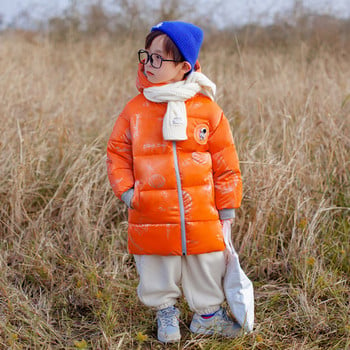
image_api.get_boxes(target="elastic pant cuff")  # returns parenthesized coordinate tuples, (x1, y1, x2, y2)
(154, 302, 177, 311)
(194, 306, 220, 316)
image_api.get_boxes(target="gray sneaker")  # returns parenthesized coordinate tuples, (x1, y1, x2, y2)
(156, 306, 181, 343)
(190, 307, 241, 337)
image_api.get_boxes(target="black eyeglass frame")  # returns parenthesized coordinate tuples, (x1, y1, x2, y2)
(138, 49, 182, 69)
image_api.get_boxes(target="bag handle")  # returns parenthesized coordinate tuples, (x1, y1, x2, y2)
(222, 220, 236, 255)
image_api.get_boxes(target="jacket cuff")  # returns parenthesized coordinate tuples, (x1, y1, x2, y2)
(219, 208, 235, 220)
(121, 188, 134, 208)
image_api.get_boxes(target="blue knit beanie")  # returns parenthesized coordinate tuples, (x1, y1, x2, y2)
(151, 21, 204, 71)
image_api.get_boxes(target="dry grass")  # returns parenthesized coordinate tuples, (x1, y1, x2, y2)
(0, 30, 349, 349)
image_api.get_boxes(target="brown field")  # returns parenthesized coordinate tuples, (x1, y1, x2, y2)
(0, 27, 349, 349)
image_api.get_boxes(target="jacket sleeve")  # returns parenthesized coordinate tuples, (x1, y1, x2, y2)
(208, 112, 242, 213)
(106, 108, 134, 202)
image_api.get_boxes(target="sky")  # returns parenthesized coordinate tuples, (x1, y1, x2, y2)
(0, 0, 349, 28)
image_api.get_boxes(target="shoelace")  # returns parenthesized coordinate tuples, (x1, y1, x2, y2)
(158, 308, 178, 327)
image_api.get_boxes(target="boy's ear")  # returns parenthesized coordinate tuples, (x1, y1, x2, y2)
(182, 61, 192, 74)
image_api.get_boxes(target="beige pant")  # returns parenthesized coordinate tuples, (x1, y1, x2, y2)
(134, 251, 226, 315)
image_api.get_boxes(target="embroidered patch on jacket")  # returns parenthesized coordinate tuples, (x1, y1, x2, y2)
(194, 124, 209, 144)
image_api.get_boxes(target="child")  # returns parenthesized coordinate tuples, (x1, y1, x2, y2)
(107, 21, 243, 343)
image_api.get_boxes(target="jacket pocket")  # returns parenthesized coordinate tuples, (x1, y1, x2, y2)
(131, 183, 140, 210)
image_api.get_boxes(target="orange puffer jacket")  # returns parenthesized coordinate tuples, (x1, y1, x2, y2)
(107, 65, 242, 256)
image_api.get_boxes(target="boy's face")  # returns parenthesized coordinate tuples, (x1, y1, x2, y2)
(144, 35, 190, 84)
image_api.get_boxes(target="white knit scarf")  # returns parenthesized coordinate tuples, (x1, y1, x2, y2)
(143, 72, 216, 141)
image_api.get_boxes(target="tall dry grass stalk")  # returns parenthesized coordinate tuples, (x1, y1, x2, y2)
(0, 31, 349, 349)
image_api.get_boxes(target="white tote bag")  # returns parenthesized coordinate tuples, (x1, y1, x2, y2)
(223, 220, 254, 332)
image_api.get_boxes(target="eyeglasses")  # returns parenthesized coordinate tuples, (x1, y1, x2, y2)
(138, 49, 181, 69)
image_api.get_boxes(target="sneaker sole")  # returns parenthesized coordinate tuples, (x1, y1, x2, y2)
(190, 324, 241, 337)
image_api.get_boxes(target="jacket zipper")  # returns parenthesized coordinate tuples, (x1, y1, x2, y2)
(172, 141, 187, 255)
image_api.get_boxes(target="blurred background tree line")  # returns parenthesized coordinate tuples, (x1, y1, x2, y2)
(1, 0, 349, 51)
